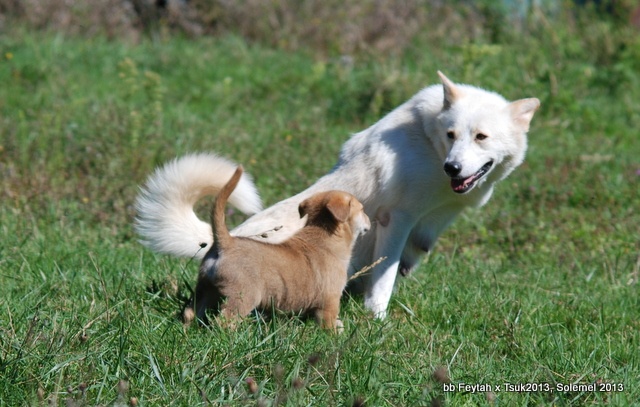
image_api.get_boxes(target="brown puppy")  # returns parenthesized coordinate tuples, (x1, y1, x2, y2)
(183, 166, 370, 330)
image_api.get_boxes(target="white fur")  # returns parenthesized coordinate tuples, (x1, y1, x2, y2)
(134, 153, 262, 258)
(134, 72, 539, 318)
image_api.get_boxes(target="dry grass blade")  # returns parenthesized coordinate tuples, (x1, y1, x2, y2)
(348, 256, 387, 282)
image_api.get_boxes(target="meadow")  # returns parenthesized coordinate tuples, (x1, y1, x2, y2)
(1, 2, 639, 406)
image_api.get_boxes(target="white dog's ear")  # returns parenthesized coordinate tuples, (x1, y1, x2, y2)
(508, 98, 540, 132)
(438, 71, 461, 110)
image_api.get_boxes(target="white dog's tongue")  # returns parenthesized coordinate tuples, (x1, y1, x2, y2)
(451, 174, 476, 192)
(450, 161, 493, 193)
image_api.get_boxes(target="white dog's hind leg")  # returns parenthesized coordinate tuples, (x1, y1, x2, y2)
(364, 211, 414, 318)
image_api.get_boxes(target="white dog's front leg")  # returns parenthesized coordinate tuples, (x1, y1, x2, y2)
(364, 211, 413, 318)
(364, 262, 400, 319)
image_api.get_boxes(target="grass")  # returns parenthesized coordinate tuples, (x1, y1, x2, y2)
(1, 5, 639, 406)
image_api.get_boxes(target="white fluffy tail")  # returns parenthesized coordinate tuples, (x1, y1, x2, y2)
(134, 153, 263, 258)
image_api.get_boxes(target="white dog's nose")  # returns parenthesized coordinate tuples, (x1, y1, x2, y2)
(444, 161, 462, 177)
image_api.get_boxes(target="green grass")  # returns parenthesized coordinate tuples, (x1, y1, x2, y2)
(1, 8, 639, 406)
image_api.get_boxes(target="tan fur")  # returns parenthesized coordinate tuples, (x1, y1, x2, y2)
(183, 166, 370, 330)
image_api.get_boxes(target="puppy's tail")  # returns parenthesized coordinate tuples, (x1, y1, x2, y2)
(212, 166, 244, 250)
(134, 153, 262, 259)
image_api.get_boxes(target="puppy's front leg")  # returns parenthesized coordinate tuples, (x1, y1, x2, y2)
(364, 211, 414, 319)
(315, 297, 342, 332)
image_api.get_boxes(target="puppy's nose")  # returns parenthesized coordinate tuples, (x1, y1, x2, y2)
(360, 214, 371, 234)
(443, 161, 462, 177)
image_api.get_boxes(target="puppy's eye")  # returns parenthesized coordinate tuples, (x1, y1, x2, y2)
(446, 131, 455, 140)
(476, 133, 488, 141)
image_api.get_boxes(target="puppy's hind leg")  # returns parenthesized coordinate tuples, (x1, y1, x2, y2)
(218, 294, 258, 329)
(186, 275, 223, 326)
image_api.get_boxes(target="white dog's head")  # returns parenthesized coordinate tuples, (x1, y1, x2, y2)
(436, 71, 539, 195)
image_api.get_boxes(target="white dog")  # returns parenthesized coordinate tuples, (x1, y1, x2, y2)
(135, 72, 539, 318)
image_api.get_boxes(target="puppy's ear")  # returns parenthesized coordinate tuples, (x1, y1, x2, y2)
(438, 71, 461, 110)
(298, 200, 309, 219)
(325, 194, 350, 223)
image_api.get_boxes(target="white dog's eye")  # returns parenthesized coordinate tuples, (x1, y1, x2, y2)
(476, 133, 488, 141)
(446, 131, 455, 140)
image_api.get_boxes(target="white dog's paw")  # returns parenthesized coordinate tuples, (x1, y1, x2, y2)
(364, 298, 388, 319)
(373, 310, 387, 320)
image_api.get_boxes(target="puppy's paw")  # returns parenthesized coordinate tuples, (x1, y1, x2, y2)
(218, 309, 241, 330)
(334, 318, 344, 334)
(182, 307, 195, 326)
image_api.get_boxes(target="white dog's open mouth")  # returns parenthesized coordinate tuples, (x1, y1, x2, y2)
(450, 161, 494, 193)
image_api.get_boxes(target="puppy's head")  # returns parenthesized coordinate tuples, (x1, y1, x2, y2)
(299, 191, 370, 237)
